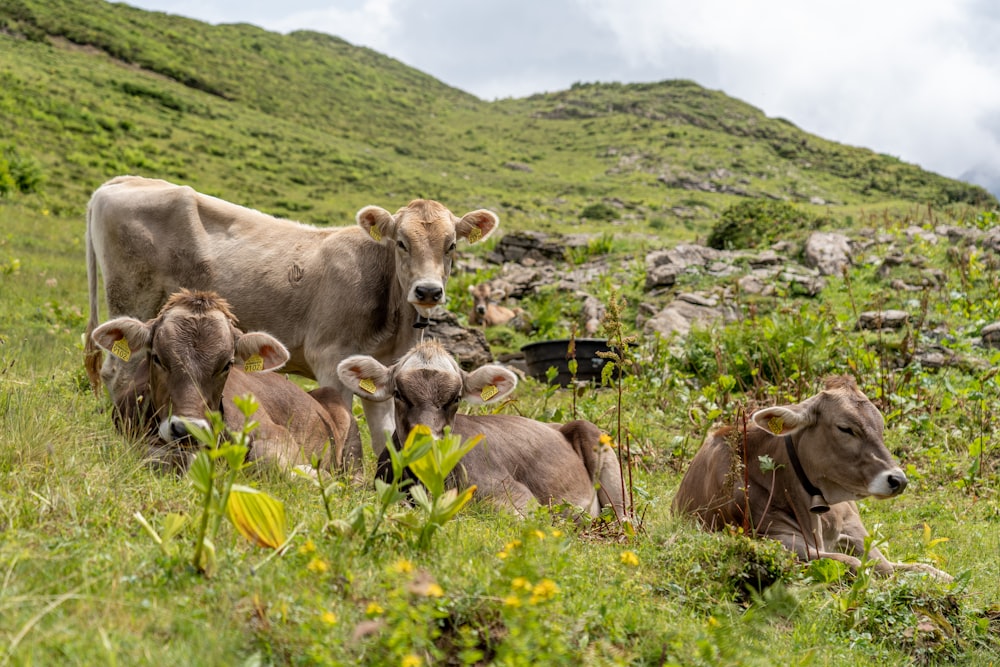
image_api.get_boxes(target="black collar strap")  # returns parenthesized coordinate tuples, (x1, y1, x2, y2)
(783, 434, 830, 514)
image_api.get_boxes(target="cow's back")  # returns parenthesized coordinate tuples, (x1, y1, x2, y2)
(672, 431, 746, 529)
(453, 414, 598, 510)
(221, 369, 358, 469)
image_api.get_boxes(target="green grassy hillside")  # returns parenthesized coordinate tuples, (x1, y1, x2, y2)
(1, 0, 994, 233)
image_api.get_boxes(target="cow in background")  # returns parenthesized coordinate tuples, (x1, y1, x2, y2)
(673, 376, 951, 580)
(84, 176, 498, 455)
(338, 340, 627, 519)
(91, 289, 360, 473)
(468, 281, 531, 331)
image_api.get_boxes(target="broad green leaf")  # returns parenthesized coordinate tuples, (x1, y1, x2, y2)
(431, 486, 476, 524)
(161, 512, 188, 542)
(196, 536, 217, 577)
(133, 511, 163, 546)
(225, 484, 287, 549)
(188, 450, 214, 495)
(408, 483, 433, 514)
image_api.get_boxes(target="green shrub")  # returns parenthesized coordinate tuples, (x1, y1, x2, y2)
(706, 199, 817, 250)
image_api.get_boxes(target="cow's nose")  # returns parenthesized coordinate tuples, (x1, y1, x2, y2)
(476, 305, 487, 315)
(887, 471, 908, 494)
(168, 419, 189, 440)
(414, 285, 443, 303)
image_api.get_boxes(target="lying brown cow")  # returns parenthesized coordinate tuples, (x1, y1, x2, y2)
(337, 340, 627, 518)
(673, 376, 950, 579)
(84, 176, 498, 455)
(468, 282, 527, 329)
(91, 289, 359, 472)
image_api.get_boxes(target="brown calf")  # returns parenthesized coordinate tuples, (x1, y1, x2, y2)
(673, 376, 950, 579)
(91, 289, 359, 472)
(468, 282, 522, 328)
(337, 340, 627, 518)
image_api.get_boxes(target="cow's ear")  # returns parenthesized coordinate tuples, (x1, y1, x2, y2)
(356, 205, 395, 243)
(751, 405, 811, 436)
(337, 355, 393, 402)
(456, 209, 499, 245)
(91, 317, 151, 362)
(234, 332, 289, 372)
(463, 365, 517, 405)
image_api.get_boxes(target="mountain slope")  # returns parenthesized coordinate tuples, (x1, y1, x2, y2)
(0, 0, 994, 238)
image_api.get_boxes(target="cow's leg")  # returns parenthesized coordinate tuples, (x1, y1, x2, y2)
(361, 396, 394, 456)
(476, 476, 537, 518)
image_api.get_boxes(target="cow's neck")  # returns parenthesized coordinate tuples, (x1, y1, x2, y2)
(783, 434, 829, 513)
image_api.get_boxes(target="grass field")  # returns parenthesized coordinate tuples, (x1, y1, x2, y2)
(2, 191, 1000, 665)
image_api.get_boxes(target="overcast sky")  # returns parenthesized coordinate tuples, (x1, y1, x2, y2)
(120, 0, 1000, 198)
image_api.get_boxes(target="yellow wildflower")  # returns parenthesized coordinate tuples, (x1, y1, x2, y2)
(424, 583, 445, 598)
(529, 578, 559, 604)
(365, 602, 385, 617)
(503, 595, 521, 607)
(391, 558, 414, 574)
(511, 577, 533, 592)
(550, 529, 564, 538)
(599, 432, 616, 448)
(321, 611, 337, 625)
(497, 550, 510, 560)
(307, 557, 329, 574)
(532, 529, 546, 540)
(401, 655, 423, 667)
(620, 550, 639, 567)
(298, 539, 316, 555)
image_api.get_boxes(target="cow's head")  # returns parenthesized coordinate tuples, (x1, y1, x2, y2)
(337, 340, 517, 440)
(468, 282, 503, 318)
(92, 289, 288, 443)
(751, 375, 907, 507)
(356, 200, 499, 318)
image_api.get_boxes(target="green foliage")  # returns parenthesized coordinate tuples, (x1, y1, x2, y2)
(134, 393, 289, 577)
(706, 199, 819, 250)
(0, 146, 44, 197)
(330, 427, 480, 552)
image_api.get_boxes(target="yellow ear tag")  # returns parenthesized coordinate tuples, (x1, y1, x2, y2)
(467, 227, 482, 244)
(370, 227, 382, 242)
(359, 378, 377, 394)
(111, 338, 131, 362)
(481, 384, 498, 401)
(767, 416, 785, 434)
(243, 354, 264, 373)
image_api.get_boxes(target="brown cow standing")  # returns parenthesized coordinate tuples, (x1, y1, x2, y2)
(91, 289, 359, 472)
(337, 340, 627, 518)
(84, 176, 499, 455)
(673, 376, 951, 579)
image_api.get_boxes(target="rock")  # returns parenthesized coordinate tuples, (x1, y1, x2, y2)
(804, 231, 852, 276)
(857, 310, 910, 331)
(981, 322, 1000, 348)
(643, 295, 734, 338)
(426, 308, 493, 369)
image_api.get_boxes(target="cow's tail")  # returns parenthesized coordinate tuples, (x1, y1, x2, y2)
(561, 420, 629, 520)
(84, 195, 103, 395)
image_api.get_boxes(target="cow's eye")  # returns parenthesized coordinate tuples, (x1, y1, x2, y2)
(220, 359, 233, 374)
(397, 240, 408, 253)
(150, 353, 163, 368)
(393, 389, 410, 406)
(837, 425, 855, 436)
(447, 242, 456, 254)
